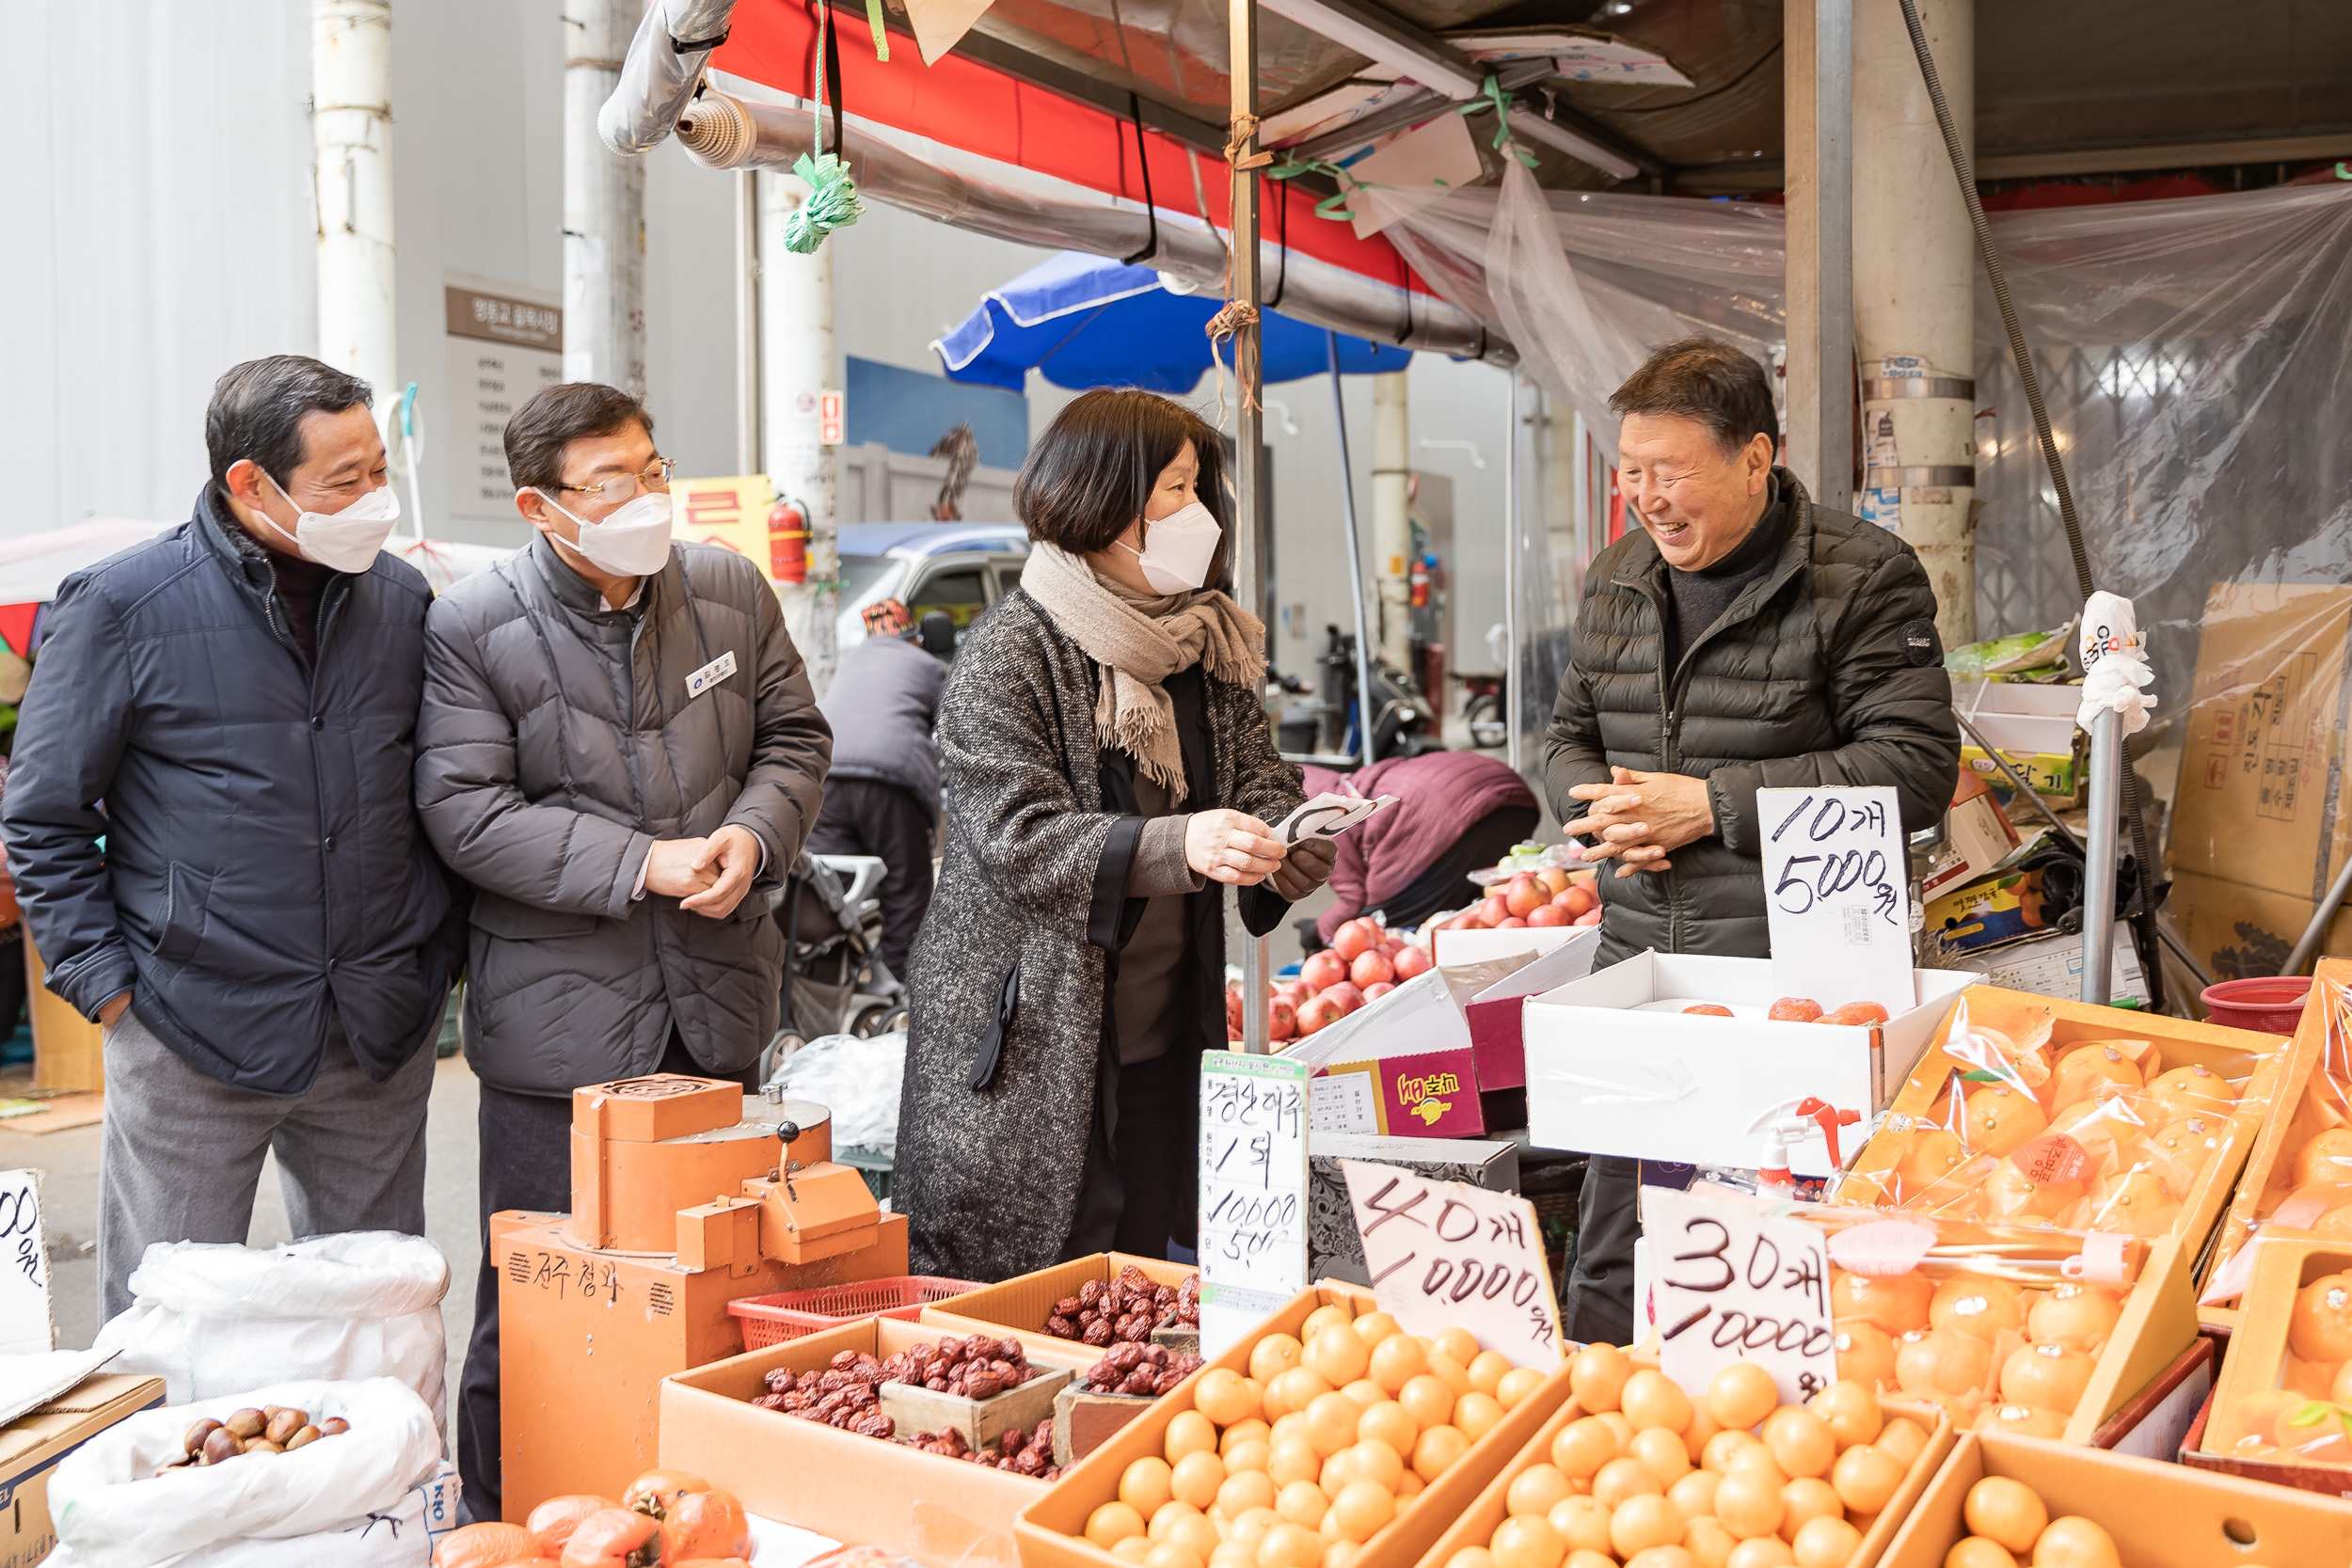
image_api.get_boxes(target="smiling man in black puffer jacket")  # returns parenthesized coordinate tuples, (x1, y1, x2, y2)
(1543, 337, 1961, 1343)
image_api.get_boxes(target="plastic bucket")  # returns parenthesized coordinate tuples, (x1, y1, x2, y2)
(2200, 975, 2313, 1035)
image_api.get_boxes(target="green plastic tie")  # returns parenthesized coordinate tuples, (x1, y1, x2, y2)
(1459, 73, 1539, 167)
(865, 0, 890, 61)
(782, 151, 865, 254)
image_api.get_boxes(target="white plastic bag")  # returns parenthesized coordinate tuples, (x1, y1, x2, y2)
(41, 1461, 459, 1568)
(49, 1377, 441, 1568)
(779, 1031, 905, 1154)
(92, 1233, 448, 1427)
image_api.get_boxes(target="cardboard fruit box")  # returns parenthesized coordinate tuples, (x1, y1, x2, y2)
(0, 1373, 167, 1567)
(1420, 1387, 1954, 1568)
(1522, 954, 1977, 1176)
(660, 1314, 1097, 1568)
(1013, 1283, 1571, 1568)
(2189, 1234, 2352, 1493)
(2197, 959, 2349, 1325)
(920, 1253, 1197, 1354)
(1881, 1428, 2352, 1567)
(1835, 985, 2292, 1262)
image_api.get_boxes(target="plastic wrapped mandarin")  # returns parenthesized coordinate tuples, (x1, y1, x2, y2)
(2085, 1168, 2178, 1237)
(2000, 1342, 2096, 1412)
(1982, 1158, 2086, 1223)
(1831, 1323, 1899, 1392)
(1963, 1085, 2049, 1159)
(1897, 1128, 1971, 1194)
(1832, 1270, 1933, 1335)
(1975, 1402, 2070, 1439)
(2291, 1129, 2352, 1190)
(2145, 1116, 2225, 1185)
(2291, 1271, 2352, 1363)
(2027, 1284, 2122, 1353)
(2053, 1042, 2143, 1104)
(2147, 1063, 2238, 1122)
(1930, 1280, 2030, 1344)
(1896, 1329, 1993, 1401)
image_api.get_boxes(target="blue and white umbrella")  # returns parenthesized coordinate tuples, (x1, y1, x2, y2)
(933, 250, 1413, 393)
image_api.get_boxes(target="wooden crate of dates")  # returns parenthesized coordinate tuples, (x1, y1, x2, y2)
(872, 1332, 1073, 1452)
(922, 1253, 1196, 1354)
(1053, 1340, 1208, 1467)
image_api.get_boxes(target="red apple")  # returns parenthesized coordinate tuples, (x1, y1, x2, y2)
(1295, 996, 1341, 1036)
(1322, 981, 1366, 1015)
(1537, 867, 1570, 896)
(1269, 997, 1297, 1040)
(1526, 904, 1569, 927)
(1561, 883, 1598, 918)
(1350, 950, 1395, 988)
(1504, 874, 1546, 918)
(1573, 907, 1602, 927)
(1376, 939, 1404, 959)
(1275, 981, 1311, 1010)
(1226, 987, 1244, 1033)
(1497, 916, 1527, 928)
(1331, 918, 1379, 963)
(1392, 945, 1433, 980)
(1361, 982, 1394, 1003)
(1300, 950, 1348, 992)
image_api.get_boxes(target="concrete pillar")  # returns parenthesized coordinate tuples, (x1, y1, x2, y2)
(761, 171, 839, 695)
(312, 0, 396, 410)
(1852, 0, 1977, 646)
(1371, 372, 1412, 670)
(564, 0, 646, 395)
(1783, 0, 1853, 515)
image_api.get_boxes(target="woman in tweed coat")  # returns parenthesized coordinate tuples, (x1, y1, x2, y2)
(895, 391, 1330, 1279)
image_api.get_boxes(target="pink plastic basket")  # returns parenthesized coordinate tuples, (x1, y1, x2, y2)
(728, 1275, 980, 1349)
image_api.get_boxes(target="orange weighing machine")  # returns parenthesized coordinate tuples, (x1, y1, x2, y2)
(495, 1073, 907, 1518)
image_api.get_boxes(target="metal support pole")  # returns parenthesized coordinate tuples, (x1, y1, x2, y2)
(565, 0, 647, 395)
(1784, 0, 1853, 514)
(312, 0, 397, 413)
(733, 169, 761, 476)
(1327, 335, 1376, 770)
(1503, 368, 1521, 776)
(1232, 0, 1271, 1055)
(2081, 709, 2122, 1004)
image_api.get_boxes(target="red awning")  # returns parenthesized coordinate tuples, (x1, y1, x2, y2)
(709, 4, 1443, 306)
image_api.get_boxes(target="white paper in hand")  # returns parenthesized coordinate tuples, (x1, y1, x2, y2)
(1756, 785, 1915, 1018)
(1274, 792, 1397, 844)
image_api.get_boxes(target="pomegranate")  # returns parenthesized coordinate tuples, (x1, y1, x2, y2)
(1350, 950, 1395, 988)
(1504, 874, 1546, 917)
(1331, 918, 1380, 962)
(1295, 996, 1342, 1036)
(1322, 981, 1366, 1014)
(1362, 982, 1395, 1002)
(1300, 950, 1348, 992)
(1526, 904, 1569, 927)
(1392, 945, 1433, 980)
(1768, 997, 1825, 1022)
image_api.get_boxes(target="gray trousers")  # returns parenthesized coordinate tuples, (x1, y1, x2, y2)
(99, 1006, 434, 1323)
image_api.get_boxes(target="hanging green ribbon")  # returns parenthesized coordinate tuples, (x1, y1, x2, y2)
(1266, 152, 1357, 220)
(1459, 72, 1539, 167)
(865, 0, 890, 61)
(782, 2, 866, 254)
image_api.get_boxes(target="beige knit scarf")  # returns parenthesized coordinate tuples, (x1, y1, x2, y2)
(1021, 541, 1265, 804)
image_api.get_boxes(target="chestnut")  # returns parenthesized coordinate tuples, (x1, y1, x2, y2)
(224, 1409, 266, 1440)
(264, 1409, 306, 1445)
(183, 1418, 223, 1457)
(200, 1427, 245, 1465)
(284, 1425, 322, 1450)
(317, 1417, 350, 1436)
(244, 1438, 285, 1456)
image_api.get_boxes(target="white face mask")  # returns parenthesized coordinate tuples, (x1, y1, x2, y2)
(1120, 500, 1221, 594)
(257, 470, 401, 573)
(539, 489, 675, 578)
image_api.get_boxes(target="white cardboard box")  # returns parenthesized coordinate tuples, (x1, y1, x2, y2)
(1522, 953, 1976, 1175)
(1429, 925, 1593, 968)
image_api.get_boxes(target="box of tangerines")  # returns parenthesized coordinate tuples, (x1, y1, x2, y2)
(2197, 962, 2352, 1323)
(1014, 1283, 1571, 1568)
(2189, 1233, 2352, 1494)
(1832, 986, 2293, 1269)
(1883, 1427, 2352, 1567)
(1423, 1344, 1954, 1568)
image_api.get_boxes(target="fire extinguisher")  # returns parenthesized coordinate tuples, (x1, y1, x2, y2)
(1409, 553, 1432, 609)
(768, 498, 809, 584)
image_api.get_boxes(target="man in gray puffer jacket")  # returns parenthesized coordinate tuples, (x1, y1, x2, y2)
(1544, 338, 1960, 1346)
(416, 383, 831, 1520)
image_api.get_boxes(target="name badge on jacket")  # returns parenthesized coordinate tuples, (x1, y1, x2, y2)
(686, 650, 739, 700)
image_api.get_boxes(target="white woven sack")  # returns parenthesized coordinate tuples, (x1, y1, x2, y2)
(48, 1377, 440, 1568)
(91, 1233, 447, 1428)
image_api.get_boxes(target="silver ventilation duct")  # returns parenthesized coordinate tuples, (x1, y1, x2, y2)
(598, 0, 740, 156)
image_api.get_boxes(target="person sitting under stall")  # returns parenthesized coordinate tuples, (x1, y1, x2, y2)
(1304, 750, 1539, 946)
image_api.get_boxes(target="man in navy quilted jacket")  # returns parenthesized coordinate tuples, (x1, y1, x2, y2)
(2, 356, 462, 1323)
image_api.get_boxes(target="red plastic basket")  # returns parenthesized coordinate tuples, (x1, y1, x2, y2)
(728, 1275, 981, 1349)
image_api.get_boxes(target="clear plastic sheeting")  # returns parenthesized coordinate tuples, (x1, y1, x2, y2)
(1969, 180, 2352, 717)
(1386, 169, 1787, 452)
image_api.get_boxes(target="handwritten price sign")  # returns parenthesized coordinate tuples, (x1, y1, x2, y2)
(0, 1168, 55, 1354)
(1646, 1188, 1835, 1405)
(1199, 1052, 1311, 1359)
(1757, 784, 1916, 1018)
(1341, 1160, 1563, 1370)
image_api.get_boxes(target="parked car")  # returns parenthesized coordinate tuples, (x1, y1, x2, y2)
(834, 522, 1030, 658)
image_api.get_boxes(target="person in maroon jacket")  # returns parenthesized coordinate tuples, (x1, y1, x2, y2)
(1306, 751, 1540, 942)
